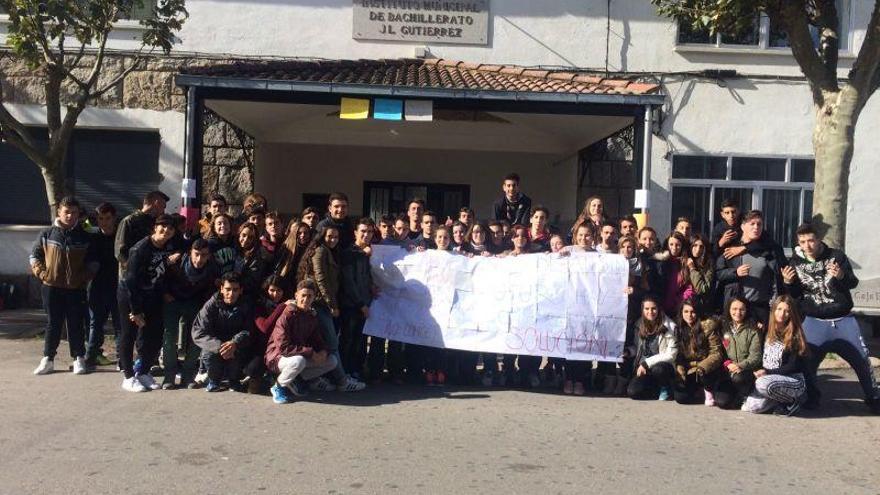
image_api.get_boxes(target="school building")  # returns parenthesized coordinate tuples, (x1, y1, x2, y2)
(1, 0, 879, 315)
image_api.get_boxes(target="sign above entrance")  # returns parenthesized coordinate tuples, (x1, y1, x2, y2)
(352, 0, 489, 45)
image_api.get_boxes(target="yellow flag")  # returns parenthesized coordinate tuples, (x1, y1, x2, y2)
(340, 97, 370, 120)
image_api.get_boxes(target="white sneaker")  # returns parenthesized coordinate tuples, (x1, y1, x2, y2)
(122, 376, 148, 393)
(72, 356, 87, 375)
(33, 357, 54, 375)
(338, 376, 366, 393)
(136, 373, 160, 391)
(194, 371, 208, 385)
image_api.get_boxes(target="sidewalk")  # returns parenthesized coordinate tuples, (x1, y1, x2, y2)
(0, 309, 47, 339)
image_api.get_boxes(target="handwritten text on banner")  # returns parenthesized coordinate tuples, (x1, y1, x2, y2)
(364, 246, 629, 362)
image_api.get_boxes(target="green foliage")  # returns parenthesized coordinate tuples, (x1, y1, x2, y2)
(0, 0, 188, 66)
(651, 0, 766, 39)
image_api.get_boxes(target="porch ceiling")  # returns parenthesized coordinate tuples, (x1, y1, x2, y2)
(206, 99, 634, 155)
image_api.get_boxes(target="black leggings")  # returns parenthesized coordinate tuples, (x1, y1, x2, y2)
(674, 368, 722, 404)
(713, 370, 756, 409)
(118, 296, 164, 379)
(627, 362, 674, 400)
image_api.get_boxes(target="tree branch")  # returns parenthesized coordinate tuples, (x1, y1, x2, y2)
(0, 104, 42, 161)
(850, 0, 880, 103)
(92, 55, 144, 98)
(777, 0, 839, 105)
(813, 0, 840, 79)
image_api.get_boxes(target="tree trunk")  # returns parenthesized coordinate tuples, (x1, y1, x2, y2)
(37, 156, 67, 221)
(812, 85, 861, 250)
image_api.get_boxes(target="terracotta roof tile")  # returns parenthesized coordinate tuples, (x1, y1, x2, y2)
(181, 58, 661, 97)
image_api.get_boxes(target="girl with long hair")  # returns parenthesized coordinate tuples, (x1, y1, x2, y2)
(243, 275, 288, 394)
(713, 296, 763, 409)
(659, 232, 694, 316)
(234, 222, 268, 299)
(274, 220, 311, 289)
(569, 196, 605, 242)
(207, 213, 237, 275)
(742, 295, 809, 415)
(297, 225, 365, 392)
(673, 300, 723, 405)
(687, 233, 715, 314)
(626, 297, 678, 400)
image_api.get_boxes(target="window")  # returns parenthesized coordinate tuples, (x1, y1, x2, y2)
(0, 128, 161, 225)
(670, 154, 813, 248)
(677, 1, 851, 52)
(0, 2, 153, 20)
(363, 181, 470, 222)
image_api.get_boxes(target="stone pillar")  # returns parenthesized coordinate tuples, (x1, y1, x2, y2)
(200, 109, 254, 215)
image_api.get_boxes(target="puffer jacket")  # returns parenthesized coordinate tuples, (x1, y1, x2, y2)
(298, 245, 340, 312)
(720, 319, 763, 372)
(191, 293, 252, 354)
(675, 318, 724, 378)
(630, 316, 678, 369)
(29, 220, 98, 289)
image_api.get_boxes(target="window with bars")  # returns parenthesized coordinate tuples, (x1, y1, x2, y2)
(670, 154, 814, 248)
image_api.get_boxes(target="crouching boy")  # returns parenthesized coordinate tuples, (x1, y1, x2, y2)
(191, 272, 252, 392)
(265, 279, 338, 404)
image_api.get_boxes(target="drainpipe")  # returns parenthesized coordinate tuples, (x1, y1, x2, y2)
(181, 86, 203, 231)
(634, 105, 653, 227)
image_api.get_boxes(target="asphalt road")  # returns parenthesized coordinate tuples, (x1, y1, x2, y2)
(1, 339, 878, 495)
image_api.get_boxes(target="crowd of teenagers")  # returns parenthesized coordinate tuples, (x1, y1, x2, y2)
(28, 172, 880, 414)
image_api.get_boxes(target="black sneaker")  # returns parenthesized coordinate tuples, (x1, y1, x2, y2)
(290, 379, 309, 397)
(773, 401, 802, 417)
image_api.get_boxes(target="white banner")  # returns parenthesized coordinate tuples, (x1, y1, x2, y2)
(364, 246, 629, 362)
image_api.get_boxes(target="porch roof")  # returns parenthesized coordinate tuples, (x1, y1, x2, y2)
(176, 58, 665, 106)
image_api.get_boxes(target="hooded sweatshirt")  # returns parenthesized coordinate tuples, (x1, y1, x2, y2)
(787, 243, 858, 319)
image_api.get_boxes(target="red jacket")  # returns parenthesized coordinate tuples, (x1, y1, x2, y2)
(264, 304, 326, 373)
(253, 302, 285, 349)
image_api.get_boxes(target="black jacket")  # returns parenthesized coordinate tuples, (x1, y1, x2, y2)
(340, 244, 373, 310)
(119, 237, 174, 313)
(114, 210, 154, 270)
(87, 227, 118, 291)
(316, 215, 354, 250)
(191, 293, 252, 354)
(163, 253, 219, 303)
(493, 193, 532, 226)
(786, 243, 858, 319)
(715, 234, 787, 306)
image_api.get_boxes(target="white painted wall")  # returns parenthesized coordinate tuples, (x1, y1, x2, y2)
(647, 78, 880, 280)
(255, 143, 579, 227)
(0, 104, 185, 275)
(169, 0, 865, 78)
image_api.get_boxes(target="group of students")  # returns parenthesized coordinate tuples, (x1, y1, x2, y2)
(28, 172, 880, 414)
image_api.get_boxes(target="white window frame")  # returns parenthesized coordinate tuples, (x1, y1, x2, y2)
(670, 153, 815, 229)
(674, 0, 855, 57)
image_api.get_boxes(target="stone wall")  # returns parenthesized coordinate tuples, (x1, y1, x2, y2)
(201, 108, 255, 212)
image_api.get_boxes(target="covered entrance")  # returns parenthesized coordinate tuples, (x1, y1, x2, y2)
(175, 59, 662, 226)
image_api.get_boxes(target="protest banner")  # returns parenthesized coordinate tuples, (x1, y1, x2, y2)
(363, 245, 629, 362)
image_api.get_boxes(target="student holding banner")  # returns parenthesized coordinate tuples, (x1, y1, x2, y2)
(562, 223, 598, 395)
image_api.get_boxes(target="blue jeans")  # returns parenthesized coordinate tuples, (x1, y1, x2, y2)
(315, 305, 347, 385)
(86, 283, 120, 361)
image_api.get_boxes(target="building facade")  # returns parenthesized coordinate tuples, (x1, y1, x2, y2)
(1, 0, 879, 312)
